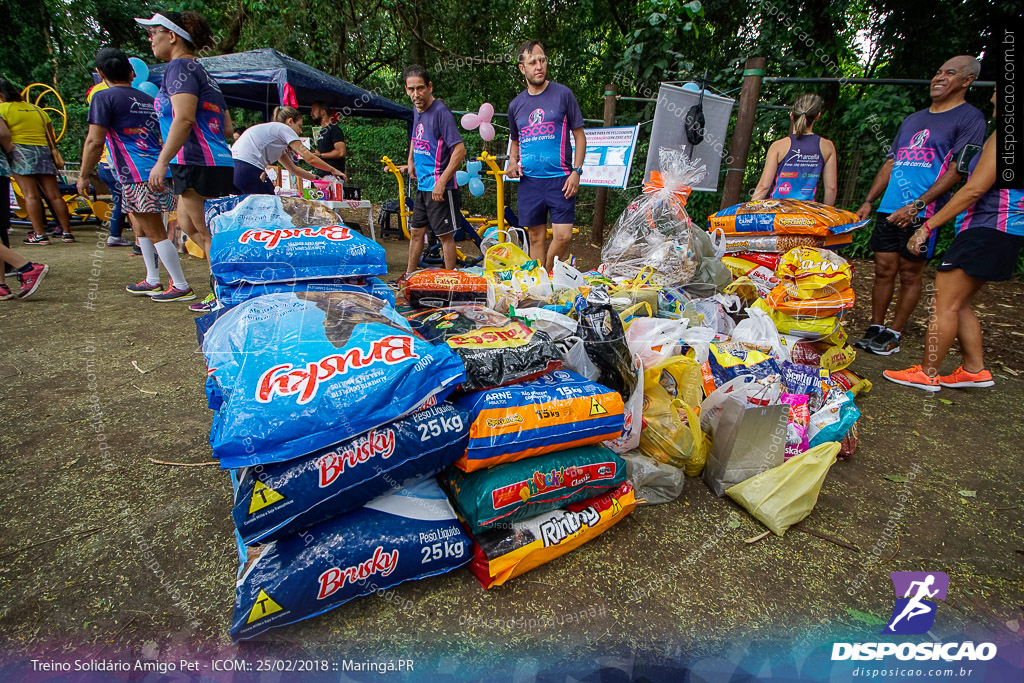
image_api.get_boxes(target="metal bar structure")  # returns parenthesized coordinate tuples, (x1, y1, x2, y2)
(763, 76, 996, 87)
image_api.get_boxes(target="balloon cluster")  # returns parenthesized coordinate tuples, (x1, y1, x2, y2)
(130, 58, 160, 97)
(455, 160, 486, 197)
(460, 103, 495, 141)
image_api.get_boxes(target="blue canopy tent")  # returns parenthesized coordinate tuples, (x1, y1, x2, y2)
(147, 48, 412, 121)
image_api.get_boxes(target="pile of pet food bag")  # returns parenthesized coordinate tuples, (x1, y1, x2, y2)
(196, 154, 873, 640)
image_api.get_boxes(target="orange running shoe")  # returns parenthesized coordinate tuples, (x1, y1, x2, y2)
(938, 365, 994, 388)
(882, 365, 941, 392)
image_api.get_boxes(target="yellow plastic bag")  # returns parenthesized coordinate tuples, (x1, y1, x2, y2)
(184, 236, 205, 259)
(725, 441, 841, 535)
(639, 382, 708, 476)
(610, 266, 661, 312)
(484, 242, 532, 278)
(644, 355, 703, 409)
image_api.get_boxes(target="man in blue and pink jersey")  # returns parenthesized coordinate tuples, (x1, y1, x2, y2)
(853, 55, 986, 356)
(506, 41, 586, 270)
(78, 47, 192, 303)
(885, 89, 1023, 391)
(399, 64, 465, 279)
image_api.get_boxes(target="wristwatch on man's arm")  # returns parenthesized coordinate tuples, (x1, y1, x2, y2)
(573, 166, 583, 176)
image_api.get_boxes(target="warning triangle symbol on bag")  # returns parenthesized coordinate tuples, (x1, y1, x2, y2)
(589, 397, 608, 416)
(249, 480, 286, 514)
(247, 588, 284, 624)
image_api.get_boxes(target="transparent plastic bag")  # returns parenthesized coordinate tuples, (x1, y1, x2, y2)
(624, 317, 688, 369)
(622, 452, 686, 505)
(601, 149, 706, 285)
(731, 307, 791, 362)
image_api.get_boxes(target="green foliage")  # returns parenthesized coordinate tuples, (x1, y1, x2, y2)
(5, 0, 1015, 273)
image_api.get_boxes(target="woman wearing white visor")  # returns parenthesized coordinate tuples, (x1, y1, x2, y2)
(136, 10, 234, 311)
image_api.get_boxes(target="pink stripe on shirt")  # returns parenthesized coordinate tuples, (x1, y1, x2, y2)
(193, 122, 215, 166)
(559, 116, 569, 173)
(997, 189, 1009, 233)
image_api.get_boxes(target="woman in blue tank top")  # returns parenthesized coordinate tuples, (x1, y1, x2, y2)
(752, 94, 838, 205)
(885, 90, 1021, 391)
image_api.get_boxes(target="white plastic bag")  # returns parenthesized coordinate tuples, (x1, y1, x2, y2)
(514, 307, 578, 340)
(679, 325, 717, 364)
(605, 353, 644, 454)
(552, 256, 587, 291)
(624, 317, 688, 369)
(693, 296, 738, 337)
(560, 336, 600, 381)
(699, 374, 782, 436)
(731, 307, 791, 362)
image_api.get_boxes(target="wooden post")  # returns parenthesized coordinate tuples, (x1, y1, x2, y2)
(720, 57, 765, 209)
(591, 83, 617, 245)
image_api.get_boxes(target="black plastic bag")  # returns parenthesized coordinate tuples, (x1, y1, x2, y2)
(577, 301, 637, 398)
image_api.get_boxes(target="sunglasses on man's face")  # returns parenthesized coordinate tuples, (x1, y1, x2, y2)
(146, 27, 170, 37)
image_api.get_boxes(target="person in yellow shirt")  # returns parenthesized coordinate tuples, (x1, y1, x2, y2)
(0, 78, 74, 244)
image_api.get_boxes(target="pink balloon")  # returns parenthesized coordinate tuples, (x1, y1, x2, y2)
(479, 121, 495, 141)
(461, 112, 480, 129)
(478, 102, 494, 123)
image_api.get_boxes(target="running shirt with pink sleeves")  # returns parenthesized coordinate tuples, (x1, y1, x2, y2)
(87, 85, 164, 183)
(508, 81, 584, 178)
(877, 103, 986, 217)
(954, 143, 1024, 236)
(410, 98, 463, 192)
(154, 57, 233, 168)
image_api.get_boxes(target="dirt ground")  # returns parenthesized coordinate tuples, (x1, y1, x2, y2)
(1, 221, 1022, 677)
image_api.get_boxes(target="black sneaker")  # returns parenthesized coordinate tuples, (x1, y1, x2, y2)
(868, 329, 901, 356)
(852, 325, 884, 350)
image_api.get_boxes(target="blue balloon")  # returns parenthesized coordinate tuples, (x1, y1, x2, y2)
(466, 160, 482, 176)
(455, 170, 470, 186)
(137, 81, 159, 97)
(682, 82, 701, 92)
(468, 177, 485, 197)
(129, 58, 149, 84)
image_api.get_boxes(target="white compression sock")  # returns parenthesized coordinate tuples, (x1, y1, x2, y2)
(153, 239, 189, 290)
(138, 238, 160, 284)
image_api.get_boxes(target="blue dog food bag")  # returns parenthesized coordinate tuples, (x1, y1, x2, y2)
(203, 292, 466, 467)
(453, 370, 625, 472)
(231, 478, 471, 641)
(209, 195, 386, 284)
(233, 403, 470, 545)
(217, 276, 395, 308)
